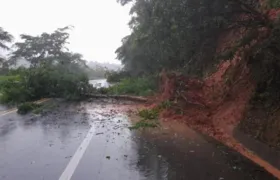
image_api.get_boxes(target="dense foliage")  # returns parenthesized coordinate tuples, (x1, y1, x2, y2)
(9, 26, 87, 67)
(0, 27, 92, 104)
(116, 0, 280, 105)
(116, 0, 266, 76)
(0, 65, 90, 103)
(17, 102, 42, 115)
(0, 27, 13, 74)
(107, 76, 157, 96)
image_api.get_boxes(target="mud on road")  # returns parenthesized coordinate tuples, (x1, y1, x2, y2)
(0, 99, 277, 180)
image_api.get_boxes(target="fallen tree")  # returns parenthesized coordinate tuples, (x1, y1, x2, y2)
(85, 94, 148, 103)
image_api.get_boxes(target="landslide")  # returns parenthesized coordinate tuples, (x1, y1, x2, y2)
(156, 8, 280, 149)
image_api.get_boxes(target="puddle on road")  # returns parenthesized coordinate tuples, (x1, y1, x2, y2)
(0, 99, 276, 180)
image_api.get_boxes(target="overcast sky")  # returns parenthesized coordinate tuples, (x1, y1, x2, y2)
(0, 0, 131, 64)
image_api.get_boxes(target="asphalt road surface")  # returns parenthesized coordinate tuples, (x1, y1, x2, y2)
(0, 99, 277, 180)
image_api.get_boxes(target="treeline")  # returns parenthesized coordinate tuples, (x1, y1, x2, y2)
(116, 0, 267, 76)
(115, 0, 280, 102)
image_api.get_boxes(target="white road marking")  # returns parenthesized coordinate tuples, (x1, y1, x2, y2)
(59, 125, 95, 180)
(0, 108, 16, 113)
(0, 109, 17, 116)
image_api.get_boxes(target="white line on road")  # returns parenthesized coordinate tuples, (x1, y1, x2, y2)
(0, 109, 17, 116)
(59, 125, 95, 180)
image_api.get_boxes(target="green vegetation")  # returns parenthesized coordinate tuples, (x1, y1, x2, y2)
(129, 120, 158, 130)
(138, 108, 159, 120)
(129, 108, 160, 130)
(115, 0, 280, 121)
(106, 70, 130, 83)
(32, 106, 45, 115)
(17, 101, 58, 115)
(17, 102, 42, 115)
(114, 0, 280, 147)
(115, 0, 280, 102)
(0, 74, 32, 103)
(32, 101, 58, 114)
(0, 27, 92, 104)
(129, 100, 175, 130)
(268, 0, 280, 8)
(0, 75, 21, 101)
(116, 0, 265, 76)
(0, 65, 90, 104)
(0, 27, 13, 75)
(158, 100, 173, 109)
(0, 75, 20, 82)
(107, 77, 157, 96)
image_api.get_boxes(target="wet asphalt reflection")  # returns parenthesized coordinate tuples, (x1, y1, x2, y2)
(0, 99, 277, 180)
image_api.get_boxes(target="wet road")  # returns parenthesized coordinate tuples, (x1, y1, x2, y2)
(0, 104, 10, 112)
(0, 99, 276, 180)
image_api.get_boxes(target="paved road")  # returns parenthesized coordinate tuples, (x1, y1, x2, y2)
(0, 99, 276, 180)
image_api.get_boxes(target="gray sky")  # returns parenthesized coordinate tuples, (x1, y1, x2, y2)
(0, 0, 131, 64)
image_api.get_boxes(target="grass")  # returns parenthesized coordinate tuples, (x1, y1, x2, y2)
(0, 75, 20, 82)
(158, 100, 173, 109)
(129, 120, 158, 130)
(129, 108, 160, 130)
(138, 108, 160, 120)
(107, 77, 157, 96)
(129, 100, 174, 130)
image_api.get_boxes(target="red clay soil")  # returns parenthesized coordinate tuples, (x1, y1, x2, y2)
(155, 6, 280, 138)
(158, 54, 254, 136)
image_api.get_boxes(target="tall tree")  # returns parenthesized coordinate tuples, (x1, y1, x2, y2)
(116, 0, 265, 76)
(0, 27, 13, 69)
(10, 26, 86, 67)
(0, 27, 13, 50)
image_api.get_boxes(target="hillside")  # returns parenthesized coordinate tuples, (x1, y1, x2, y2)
(113, 0, 280, 150)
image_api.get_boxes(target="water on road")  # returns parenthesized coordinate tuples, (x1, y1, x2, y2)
(0, 99, 276, 180)
(89, 79, 111, 89)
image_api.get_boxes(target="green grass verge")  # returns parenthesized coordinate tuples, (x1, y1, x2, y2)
(107, 77, 157, 96)
(129, 100, 174, 130)
(129, 120, 158, 130)
(129, 108, 160, 130)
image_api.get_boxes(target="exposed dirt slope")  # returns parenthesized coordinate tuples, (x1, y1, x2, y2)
(158, 52, 253, 136)
(156, 7, 280, 148)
